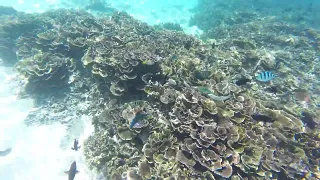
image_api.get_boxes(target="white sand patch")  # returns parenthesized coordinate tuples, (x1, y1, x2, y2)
(0, 67, 95, 180)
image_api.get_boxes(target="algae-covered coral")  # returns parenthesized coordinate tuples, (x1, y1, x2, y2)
(1, 4, 320, 180)
(1, 9, 199, 98)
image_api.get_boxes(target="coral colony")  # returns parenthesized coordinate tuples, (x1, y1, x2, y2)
(1, 1, 320, 179)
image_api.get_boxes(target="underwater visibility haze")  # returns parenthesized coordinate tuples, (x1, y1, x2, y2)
(0, 0, 320, 179)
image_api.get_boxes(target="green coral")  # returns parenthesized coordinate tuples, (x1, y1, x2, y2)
(15, 52, 75, 94)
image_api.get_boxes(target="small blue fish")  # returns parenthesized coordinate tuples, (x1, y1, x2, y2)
(129, 112, 149, 129)
(256, 71, 276, 82)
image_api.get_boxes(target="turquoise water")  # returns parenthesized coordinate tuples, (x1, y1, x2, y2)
(0, 0, 320, 180)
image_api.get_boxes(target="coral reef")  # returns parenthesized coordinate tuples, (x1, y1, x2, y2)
(85, 77, 320, 179)
(1, 9, 200, 97)
(82, 7, 320, 180)
(15, 52, 76, 94)
(2, 6, 320, 180)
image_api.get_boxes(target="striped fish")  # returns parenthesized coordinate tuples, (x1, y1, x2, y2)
(256, 71, 276, 82)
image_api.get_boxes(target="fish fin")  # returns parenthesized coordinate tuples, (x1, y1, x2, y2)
(71, 147, 74, 150)
(64, 171, 69, 174)
(78, 146, 81, 149)
(76, 170, 80, 174)
(0, 148, 12, 157)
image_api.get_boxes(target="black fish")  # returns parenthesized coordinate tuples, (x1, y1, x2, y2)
(65, 161, 79, 180)
(266, 86, 278, 94)
(71, 139, 80, 151)
(0, 147, 11, 157)
(251, 114, 274, 122)
(235, 78, 251, 86)
(194, 70, 211, 81)
(301, 111, 316, 129)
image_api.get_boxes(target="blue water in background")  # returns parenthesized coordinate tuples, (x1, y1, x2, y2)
(0, 0, 319, 33)
(0, 0, 319, 180)
(0, 0, 198, 30)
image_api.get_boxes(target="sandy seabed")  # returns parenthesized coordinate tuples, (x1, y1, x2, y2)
(0, 67, 95, 180)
